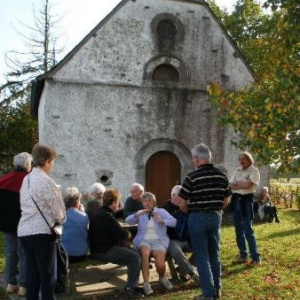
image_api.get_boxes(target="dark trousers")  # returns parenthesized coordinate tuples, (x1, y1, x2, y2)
(264, 206, 280, 222)
(20, 234, 57, 300)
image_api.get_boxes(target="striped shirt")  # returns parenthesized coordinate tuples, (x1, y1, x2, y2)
(179, 164, 231, 211)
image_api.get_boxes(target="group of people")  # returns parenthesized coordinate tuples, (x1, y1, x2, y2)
(0, 141, 280, 300)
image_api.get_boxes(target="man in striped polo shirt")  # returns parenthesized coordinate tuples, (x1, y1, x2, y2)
(178, 143, 231, 300)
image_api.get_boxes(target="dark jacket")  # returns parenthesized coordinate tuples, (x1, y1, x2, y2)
(123, 196, 144, 218)
(163, 200, 189, 242)
(88, 206, 129, 253)
(0, 170, 28, 233)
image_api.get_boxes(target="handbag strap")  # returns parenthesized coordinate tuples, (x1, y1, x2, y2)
(27, 176, 53, 232)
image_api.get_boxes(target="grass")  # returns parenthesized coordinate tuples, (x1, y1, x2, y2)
(154, 209, 300, 300)
(0, 210, 299, 299)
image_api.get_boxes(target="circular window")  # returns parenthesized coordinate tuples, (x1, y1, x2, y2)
(156, 20, 177, 41)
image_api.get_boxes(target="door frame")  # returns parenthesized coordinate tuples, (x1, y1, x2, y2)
(134, 138, 192, 188)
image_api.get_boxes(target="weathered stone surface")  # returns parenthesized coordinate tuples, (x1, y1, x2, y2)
(37, 0, 267, 198)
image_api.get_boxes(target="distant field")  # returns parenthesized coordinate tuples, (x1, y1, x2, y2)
(270, 178, 300, 185)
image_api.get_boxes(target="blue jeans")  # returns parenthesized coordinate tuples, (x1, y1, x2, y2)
(233, 198, 261, 262)
(4, 233, 27, 287)
(91, 245, 141, 289)
(188, 211, 222, 298)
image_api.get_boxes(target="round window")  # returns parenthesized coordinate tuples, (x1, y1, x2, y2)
(156, 20, 177, 41)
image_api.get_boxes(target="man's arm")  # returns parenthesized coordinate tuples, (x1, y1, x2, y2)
(230, 181, 255, 190)
(222, 197, 229, 209)
(177, 196, 188, 213)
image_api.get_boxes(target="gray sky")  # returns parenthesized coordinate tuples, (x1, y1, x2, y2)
(0, 0, 237, 83)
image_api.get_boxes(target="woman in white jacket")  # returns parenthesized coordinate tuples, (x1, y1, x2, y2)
(126, 192, 176, 296)
(18, 143, 66, 300)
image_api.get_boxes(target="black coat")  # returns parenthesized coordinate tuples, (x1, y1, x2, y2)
(88, 206, 129, 253)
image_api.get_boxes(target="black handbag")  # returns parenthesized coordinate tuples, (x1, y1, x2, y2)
(27, 177, 69, 294)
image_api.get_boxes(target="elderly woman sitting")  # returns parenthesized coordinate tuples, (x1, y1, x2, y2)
(125, 192, 176, 296)
(61, 192, 89, 263)
(258, 187, 280, 223)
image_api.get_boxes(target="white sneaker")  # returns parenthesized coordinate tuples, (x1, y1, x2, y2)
(18, 287, 27, 297)
(143, 282, 153, 295)
(159, 277, 173, 290)
(6, 284, 18, 294)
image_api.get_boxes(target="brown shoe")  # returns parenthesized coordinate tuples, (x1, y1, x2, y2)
(235, 256, 250, 264)
(6, 284, 19, 294)
(250, 260, 262, 267)
(18, 287, 27, 297)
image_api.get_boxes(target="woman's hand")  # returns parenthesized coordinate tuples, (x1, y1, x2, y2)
(134, 209, 149, 218)
(152, 212, 164, 224)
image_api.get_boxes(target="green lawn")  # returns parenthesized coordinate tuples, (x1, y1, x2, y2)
(0, 209, 299, 299)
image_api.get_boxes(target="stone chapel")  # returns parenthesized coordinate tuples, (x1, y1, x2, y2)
(31, 0, 265, 205)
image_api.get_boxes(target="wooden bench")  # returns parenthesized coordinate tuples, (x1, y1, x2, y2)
(68, 254, 179, 294)
(68, 257, 107, 294)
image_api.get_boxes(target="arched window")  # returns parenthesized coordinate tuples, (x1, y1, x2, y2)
(156, 20, 177, 41)
(152, 64, 179, 82)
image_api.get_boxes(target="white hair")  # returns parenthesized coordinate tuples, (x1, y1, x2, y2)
(262, 186, 269, 193)
(90, 182, 106, 195)
(131, 183, 144, 193)
(239, 151, 254, 164)
(65, 186, 80, 197)
(171, 185, 182, 197)
(13, 152, 32, 169)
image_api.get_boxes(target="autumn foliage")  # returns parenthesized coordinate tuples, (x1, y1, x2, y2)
(208, 0, 300, 172)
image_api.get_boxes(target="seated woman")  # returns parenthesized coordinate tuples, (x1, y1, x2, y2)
(61, 193, 89, 263)
(126, 192, 177, 296)
(258, 187, 280, 223)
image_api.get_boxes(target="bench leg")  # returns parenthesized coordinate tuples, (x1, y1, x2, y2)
(68, 267, 78, 294)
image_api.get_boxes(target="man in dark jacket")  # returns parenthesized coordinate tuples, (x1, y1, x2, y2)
(164, 185, 199, 283)
(88, 189, 143, 299)
(0, 152, 32, 296)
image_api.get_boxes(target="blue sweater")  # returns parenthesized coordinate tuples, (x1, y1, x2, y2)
(61, 208, 89, 256)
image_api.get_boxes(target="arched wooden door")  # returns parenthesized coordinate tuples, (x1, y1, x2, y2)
(146, 151, 181, 207)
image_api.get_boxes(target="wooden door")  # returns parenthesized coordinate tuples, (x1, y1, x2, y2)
(146, 151, 181, 207)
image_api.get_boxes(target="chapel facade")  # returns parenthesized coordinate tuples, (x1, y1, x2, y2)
(32, 0, 267, 205)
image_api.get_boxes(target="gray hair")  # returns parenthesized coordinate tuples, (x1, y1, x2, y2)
(239, 151, 254, 164)
(171, 185, 182, 197)
(64, 194, 80, 209)
(90, 182, 106, 195)
(191, 143, 212, 162)
(262, 186, 269, 193)
(131, 182, 144, 193)
(65, 186, 80, 197)
(142, 192, 156, 203)
(13, 152, 32, 169)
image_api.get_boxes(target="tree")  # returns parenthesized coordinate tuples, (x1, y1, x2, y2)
(208, 0, 300, 173)
(0, 0, 64, 173)
(0, 102, 38, 173)
(1, 0, 63, 105)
